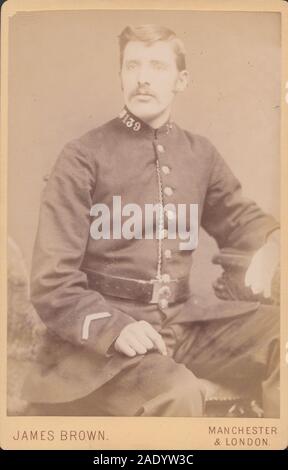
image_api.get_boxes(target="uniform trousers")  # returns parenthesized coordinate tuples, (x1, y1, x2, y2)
(25, 302, 280, 418)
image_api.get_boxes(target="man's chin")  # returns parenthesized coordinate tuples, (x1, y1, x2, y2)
(127, 102, 163, 123)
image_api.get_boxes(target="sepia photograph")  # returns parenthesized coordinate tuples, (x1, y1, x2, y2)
(1, 0, 287, 450)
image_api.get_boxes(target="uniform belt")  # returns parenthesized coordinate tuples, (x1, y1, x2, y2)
(85, 270, 191, 306)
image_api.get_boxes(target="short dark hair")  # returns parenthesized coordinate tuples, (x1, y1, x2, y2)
(119, 24, 186, 71)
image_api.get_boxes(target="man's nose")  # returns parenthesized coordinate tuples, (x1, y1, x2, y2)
(137, 65, 151, 86)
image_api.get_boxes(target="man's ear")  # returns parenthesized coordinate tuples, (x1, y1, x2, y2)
(175, 70, 189, 93)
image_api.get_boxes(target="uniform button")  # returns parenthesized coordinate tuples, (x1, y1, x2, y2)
(159, 298, 169, 309)
(161, 165, 170, 175)
(164, 187, 173, 197)
(164, 249, 172, 259)
(159, 229, 168, 239)
(156, 144, 165, 153)
(162, 273, 171, 283)
(165, 209, 175, 220)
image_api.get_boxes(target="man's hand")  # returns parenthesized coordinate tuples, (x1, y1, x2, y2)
(245, 230, 280, 298)
(114, 320, 167, 357)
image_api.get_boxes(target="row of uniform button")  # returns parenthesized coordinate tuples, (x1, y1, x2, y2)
(155, 145, 174, 248)
(156, 144, 173, 197)
(156, 146, 174, 226)
(154, 142, 175, 310)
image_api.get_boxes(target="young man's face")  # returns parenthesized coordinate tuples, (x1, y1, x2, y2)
(120, 40, 188, 124)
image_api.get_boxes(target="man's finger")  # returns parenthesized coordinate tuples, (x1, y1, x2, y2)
(143, 327, 167, 355)
(135, 332, 154, 350)
(153, 336, 167, 355)
(114, 338, 137, 357)
(129, 322, 161, 350)
(126, 335, 148, 355)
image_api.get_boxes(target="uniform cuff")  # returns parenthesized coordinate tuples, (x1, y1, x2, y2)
(80, 308, 137, 358)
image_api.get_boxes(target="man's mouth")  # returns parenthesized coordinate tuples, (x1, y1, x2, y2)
(133, 93, 155, 100)
(133, 90, 155, 97)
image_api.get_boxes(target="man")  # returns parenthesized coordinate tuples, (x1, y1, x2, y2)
(22, 24, 280, 417)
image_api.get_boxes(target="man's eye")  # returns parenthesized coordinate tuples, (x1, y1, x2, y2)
(126, 62, 138, 71)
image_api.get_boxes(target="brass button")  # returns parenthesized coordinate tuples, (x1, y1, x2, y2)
(162, 273, 171, 283)
(159, 298, 169, 309)
(164, 187, 173, 197)
(164, 249, 172, 259)
(159, 229, 168, 239)
(156, 144, 165, 153)
(165, 209, 175, 220)
(161, 165, 170, 175)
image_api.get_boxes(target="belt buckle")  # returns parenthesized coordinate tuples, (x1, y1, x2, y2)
(150, 279, 173, 306)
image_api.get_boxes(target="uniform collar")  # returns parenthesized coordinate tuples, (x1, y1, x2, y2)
(117, 106, 174, 138)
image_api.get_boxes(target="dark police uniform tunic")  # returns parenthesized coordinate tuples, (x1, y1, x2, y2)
(22, 109, 280, 416)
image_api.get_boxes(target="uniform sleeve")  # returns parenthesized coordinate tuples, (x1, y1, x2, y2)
(201, 142, 279, 251)
(30, 140, 136, 358)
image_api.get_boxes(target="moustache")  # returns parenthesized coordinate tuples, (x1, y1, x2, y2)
(131, 88, 156, 99)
